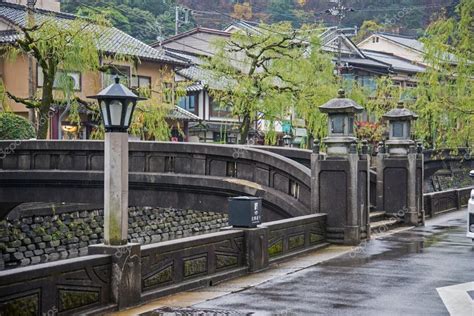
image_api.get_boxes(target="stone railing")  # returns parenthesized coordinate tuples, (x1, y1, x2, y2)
(264, 215, 327, 263)
(0, 213, 327, 314)
(424, 187, 473, 218)
(141, 230, 247, 301)
(0, 255, 113, 315)
(0, 141, 311, 220)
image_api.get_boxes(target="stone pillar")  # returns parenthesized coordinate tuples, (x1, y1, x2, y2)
(89, 243, 141, 310)
(310, 90, 368, 245)
(311, 144, 369, 245)
(376, 146, 424, 226)
(376, 104, 424, 226)
(104, 132, 129, 245)
(244, 227, 269, 272)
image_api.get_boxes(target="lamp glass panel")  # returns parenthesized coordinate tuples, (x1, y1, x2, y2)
(331, 115, 345, 134)
(109, 100, 123, 126)
(124, 101, 134, 128)
(100, 101, 109, 126)
(348, 116, 354, 134)
(392, 122, 404, 138)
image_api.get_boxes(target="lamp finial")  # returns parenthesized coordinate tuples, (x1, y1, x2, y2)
(337, 89, 345, 98)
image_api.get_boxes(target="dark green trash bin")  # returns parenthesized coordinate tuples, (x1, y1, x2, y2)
(228, 196, 262, 228)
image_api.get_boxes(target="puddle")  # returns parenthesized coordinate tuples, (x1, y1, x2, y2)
(141, 307, 253, 316)
(320, 224, 467, 268)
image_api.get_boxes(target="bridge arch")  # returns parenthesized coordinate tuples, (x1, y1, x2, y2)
(0, 141, 312, 221)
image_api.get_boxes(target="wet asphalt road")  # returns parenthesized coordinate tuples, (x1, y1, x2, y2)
(191, 211, 474, 316)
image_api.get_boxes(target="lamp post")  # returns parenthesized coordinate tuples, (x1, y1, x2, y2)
(319, 89, 364, 156)
(283, 134, 293, 147)
(88, 77, 146, 246)
(382, 100, 418, 156)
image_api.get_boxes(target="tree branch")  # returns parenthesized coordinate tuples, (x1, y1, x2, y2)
(6, 92, 40, 108)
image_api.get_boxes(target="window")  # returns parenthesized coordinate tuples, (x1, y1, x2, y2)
(103, 65, 130, 88)
(37, 67, 81, 91)
(178, 94, 198, 115)
(331, 115, 345, 134)
(227, 134, 237, 144)
(392, 122, 404, 138)
(210, 98, 232, 118)
(131, 75, 151, 89)
(131, 75, 152, 98)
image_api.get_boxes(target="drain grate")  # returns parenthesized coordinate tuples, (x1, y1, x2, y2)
(141, 307, 253, 316)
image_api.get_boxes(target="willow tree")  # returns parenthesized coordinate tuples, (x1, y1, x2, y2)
(2, 12, 107, 139)
(414, 0, 473, 149)
(276, 28, 338, 145)
(206, 22, 339, 145)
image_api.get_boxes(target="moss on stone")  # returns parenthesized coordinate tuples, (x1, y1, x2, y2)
(268, 240, 283, 257)
(59, 289, 99, 312)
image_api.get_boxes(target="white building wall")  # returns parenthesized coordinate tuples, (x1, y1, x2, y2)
(358, 36, 424, 65)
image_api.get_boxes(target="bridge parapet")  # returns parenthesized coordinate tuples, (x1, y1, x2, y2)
(0, 141, 312, 220)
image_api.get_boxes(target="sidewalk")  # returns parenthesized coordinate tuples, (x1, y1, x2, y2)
(108, 224, 420, 315)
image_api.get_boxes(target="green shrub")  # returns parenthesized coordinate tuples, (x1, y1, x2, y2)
(0, 112, 36, 140)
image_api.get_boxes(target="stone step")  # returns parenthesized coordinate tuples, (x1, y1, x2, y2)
(370, 219, 403, 235)
(369, 211, 387, 222)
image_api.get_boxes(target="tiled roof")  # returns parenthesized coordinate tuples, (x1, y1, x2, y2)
(178, 65, 235, 91)
(363, 50, 426, 73)
(168, 105, 200, 121)
(186, 83, 204, 92)
(0, 29, 19, 44)
(0, 2, 187, 65)
(378, 33, 424, 52)
(157, 27, 230, 46)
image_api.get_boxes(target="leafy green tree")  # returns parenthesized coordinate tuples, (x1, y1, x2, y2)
(414, 0, 473, 149)
(62, 0, 190, 43)
(2, 12, 107, 139)
(0, 112, 36, 140)
(353, 20, 383, 43)
(206, 23, 339, 145)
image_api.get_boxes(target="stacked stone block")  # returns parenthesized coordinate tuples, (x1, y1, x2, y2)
(0, 207, 228, 269)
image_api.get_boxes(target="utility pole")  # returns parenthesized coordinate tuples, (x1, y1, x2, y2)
(326, 0, 354, 80)
(175, 6, 179, 35)
(175, 6, 191, 35)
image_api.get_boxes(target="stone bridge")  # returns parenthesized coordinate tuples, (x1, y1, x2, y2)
(0, 141, 470, 221)
(0, 141, 312, 221)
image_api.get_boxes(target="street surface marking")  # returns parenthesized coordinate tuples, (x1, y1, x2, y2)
(437, 282, 474, 316)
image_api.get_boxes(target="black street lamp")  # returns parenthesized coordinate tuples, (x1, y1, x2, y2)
(87, 77, 146, 246)
(283, 134, 293, 147)
(88, 77, 146, 132)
